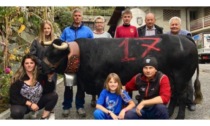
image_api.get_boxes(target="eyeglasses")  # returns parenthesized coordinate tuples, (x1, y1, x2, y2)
(95, 22, 104, 24)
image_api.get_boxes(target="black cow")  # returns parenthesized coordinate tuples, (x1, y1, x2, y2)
(42, 34, 203, 119)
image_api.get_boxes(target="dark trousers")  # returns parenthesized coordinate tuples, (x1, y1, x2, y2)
(10, 92, 58, 119)
(62, 85, 85, 110)
(124, 104, 169, 119)
(186, 79, 195, 106)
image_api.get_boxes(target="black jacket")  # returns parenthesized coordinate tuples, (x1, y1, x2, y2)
(30, 39, 48, 66)
(9, 74, 56, 105)
(138, 24, 163, 37)
(135, 71, 163, 102)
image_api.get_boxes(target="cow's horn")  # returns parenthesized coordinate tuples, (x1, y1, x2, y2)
(43, 41, 53, 45)
(53, 42, 68, 50)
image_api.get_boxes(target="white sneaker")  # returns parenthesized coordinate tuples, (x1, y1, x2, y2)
(48, 112, 55, 120)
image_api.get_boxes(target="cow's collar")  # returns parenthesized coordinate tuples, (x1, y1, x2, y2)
(65, 42, 80, 73)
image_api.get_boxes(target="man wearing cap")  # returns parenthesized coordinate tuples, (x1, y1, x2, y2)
(124, 56, 171, 119)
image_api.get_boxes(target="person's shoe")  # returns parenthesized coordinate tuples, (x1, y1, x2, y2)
(62, 109, 70, 117)
(48, 112, 55, 120)
(77, 108, 86, 117)
(29, 111, 38, 119)
(40, 117, 48, 120)
(90, 100, 96, 108)
(188, 104, 196, 111)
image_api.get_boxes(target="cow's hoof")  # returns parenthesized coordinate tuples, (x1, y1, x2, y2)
(175, 115, 185, 119)
(77, 108, 86, 117)
(91, 100, 96, 108)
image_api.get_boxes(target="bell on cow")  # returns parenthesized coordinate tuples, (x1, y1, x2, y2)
(64, 73, 76, 87)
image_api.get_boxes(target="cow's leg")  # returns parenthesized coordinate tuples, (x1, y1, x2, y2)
(176, 91, 187, 119)
(175, 80, 189, 119)
(168, 93, 177, 118)
(167, 77, 177, 118)
(91, 95, 97, 107)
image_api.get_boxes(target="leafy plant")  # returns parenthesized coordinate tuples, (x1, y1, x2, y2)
(0, 67, 12, 113)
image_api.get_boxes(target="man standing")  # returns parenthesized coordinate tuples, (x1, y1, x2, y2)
(114, 8, 138, 38)
(165, 16, 196, 111)
(138, 13, 163, 37)
(60, 8, 93, 117)
(124, 56, 171, 119)
(114, 8, 138, 98)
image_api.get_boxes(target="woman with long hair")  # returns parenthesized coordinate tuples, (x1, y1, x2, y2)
(9, 54, 58, 119)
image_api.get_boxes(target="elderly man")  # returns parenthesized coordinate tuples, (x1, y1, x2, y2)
(138, 13, 163, 37)
(165, 16, 196, 111)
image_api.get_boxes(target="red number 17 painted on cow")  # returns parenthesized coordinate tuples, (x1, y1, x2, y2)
(119, 38, 161, 62)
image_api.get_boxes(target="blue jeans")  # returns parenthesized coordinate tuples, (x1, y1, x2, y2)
(93, 109, 112, 119)
(62, 86, 85, 110)
(124, 104, 169, 119)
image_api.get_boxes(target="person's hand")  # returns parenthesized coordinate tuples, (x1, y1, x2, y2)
(118, 109, 126, 119)
(110, 112, 118, 120)
(136, 101, 145, 116)
(122, 86, 125, 90)
(30, 103, 39, 111)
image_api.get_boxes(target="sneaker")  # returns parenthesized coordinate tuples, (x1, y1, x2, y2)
(187, 104, 196, 111)
(30, 111, 38, 119)
(48, 112, 55, 120)
(40, 117, 48, 120)
(62, 109, 70, 117)
(90, 100, 96, 108)
(77, 108, 86, 117)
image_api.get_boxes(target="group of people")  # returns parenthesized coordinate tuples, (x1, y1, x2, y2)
(9, 7, 195, 120)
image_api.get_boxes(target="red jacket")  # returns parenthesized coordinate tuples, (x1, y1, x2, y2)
(125, 72, 171, 104)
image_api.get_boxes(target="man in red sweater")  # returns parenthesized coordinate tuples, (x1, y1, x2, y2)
(114, 8, 138, 38)
(124, 56, 171, 119)
(114, 8, 138, 99)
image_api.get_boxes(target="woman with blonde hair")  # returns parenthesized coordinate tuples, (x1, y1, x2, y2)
(30, 20, 56, 66)
(30, 20, 58, 119)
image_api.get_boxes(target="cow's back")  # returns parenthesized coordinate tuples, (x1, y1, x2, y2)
(75, 34, 198, 95)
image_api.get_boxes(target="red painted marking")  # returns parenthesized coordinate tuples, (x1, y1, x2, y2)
(119, 37, 161, 62)
(119, 38, 136, 62)
(136, 38, 161, 58)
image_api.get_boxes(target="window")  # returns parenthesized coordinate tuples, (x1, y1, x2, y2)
(204, 8, 210, 16)
(163, 9, 181, 21)
(190, 11, 197, 21)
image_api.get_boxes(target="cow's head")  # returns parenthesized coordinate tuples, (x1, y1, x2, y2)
(41, 39, 70, 74)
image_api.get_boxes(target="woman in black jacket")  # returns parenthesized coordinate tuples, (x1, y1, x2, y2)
(9, 54, 58, 119)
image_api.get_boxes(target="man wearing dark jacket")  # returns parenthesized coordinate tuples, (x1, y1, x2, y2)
(124, 56, 171, 119)
(138, 13, 163, 37)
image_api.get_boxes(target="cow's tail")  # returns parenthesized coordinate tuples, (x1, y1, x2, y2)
(194, 63, 203, 104)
